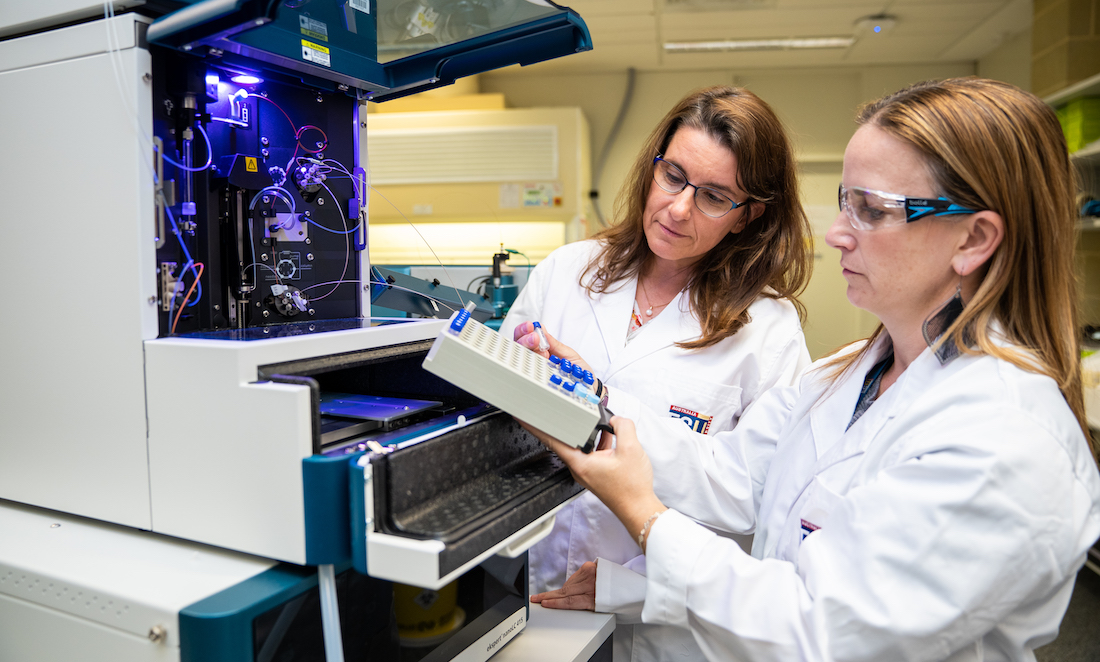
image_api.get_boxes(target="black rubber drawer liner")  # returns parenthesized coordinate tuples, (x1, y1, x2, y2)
(372, 413, 583, 577)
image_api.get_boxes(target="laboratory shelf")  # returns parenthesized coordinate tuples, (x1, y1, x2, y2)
(1043, 71, 1100, 107)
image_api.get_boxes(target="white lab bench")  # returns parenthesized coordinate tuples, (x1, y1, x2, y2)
(496, 605, 615, 662)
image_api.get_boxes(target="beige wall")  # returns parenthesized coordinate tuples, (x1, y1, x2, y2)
(1031, 0, 1100, 97)
(480, 63, 986, 357)
(1080, 232, 1100, 327)
(979, 29, 1033, 91)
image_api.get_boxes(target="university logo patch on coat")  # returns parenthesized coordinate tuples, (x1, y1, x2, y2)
(669, 405, 713, 435)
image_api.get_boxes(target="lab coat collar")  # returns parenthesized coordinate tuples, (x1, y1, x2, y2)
(808, 328, 972, 466)
(588, 278, 637, 367)
(779, 337, 950, 545)
(595, 283, 698, 379)
(807, 336, 891, 463)
(805, 288, 971, 461)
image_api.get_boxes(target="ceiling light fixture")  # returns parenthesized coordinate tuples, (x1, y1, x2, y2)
(664, 37, 856, 53)
(854, 14, 897, 35)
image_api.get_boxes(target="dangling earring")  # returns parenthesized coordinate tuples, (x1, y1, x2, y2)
(922, 274, 966, 348)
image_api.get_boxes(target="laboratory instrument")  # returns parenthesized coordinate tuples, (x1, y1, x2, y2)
(0, 1, 592, 660)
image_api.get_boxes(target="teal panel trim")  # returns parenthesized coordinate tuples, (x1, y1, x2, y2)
(147, 0, 277, 49)
(179, 563, 316, 662)
(180, 561, 356, 662)
(371, 265, 411, 319)
(371, 11, 592, 102)
(303, 454, 354, 565)
(349, 456, 370, 576)
(229, 2, 383, 85)
(370, 304, 411, 319)
(371, 266, 494, 321)
(148, 1, 591, 101)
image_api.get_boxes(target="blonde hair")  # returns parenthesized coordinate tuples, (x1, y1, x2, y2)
(583, 86, 813, 350)
(831, 77, 1094, 461)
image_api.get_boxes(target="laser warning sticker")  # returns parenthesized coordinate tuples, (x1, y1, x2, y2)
(299, 16, 329, 41)
(301, 40, 331, 67)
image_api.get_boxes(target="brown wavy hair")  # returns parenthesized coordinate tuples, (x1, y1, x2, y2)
(582, 85, 813, 350)
(829, 77, 1094, 461)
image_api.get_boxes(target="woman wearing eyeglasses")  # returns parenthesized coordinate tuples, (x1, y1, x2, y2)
(500, 86, 814, 660)
(530, 78, 1100, 661)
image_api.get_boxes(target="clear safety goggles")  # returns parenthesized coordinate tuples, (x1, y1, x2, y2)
(838, 183, 978, 231)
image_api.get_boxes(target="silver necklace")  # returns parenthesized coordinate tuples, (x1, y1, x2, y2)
(639, 278, 675, 317)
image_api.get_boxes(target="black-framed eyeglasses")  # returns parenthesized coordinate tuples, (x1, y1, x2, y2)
(652, 156, 749, 218)
(838, 183, 979, 231)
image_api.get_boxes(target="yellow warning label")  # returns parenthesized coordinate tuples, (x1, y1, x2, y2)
(245, 157, 258, 172)
(301, 40, 332, 67)
(298, 16, 329, 42)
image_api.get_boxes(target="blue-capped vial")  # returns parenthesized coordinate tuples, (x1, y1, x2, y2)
(575, 383, 590, 398)
(549, 374, 563, 390)
(583, 372, 595, 386)
(532, 321, 550, 352)
(586, 392, 601, 405)
(562, 381, 577, 395)
(449, 308, 471, 333)
(549, 355, 562, 366)
(572, 365, 584, 380)
(560, 359, 573, 374)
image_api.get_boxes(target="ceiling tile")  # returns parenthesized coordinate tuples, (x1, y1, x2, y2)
(535, 0, 1029, 73)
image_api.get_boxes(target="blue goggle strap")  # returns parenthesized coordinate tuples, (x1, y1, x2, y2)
(904, 197, 978, 222)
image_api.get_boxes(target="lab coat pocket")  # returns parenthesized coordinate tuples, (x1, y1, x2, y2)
(777, 475, 846, 563)
(652, 371, 744, 435)
(798, 477, 844, 541)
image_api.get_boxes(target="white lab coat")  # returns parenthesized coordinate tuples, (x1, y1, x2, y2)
(601, 331, 1100, 662)
(500, 239, 810, 662)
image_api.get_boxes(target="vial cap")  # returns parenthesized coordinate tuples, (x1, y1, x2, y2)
(449, 309, 471, 333)
(563, 381, 576, 392)
(549, 355, 561, 365)
(549, 374, 563, 385)
(572, 365, 584, 379)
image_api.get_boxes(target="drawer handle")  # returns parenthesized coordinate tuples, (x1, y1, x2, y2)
(497, 515, 557, 558)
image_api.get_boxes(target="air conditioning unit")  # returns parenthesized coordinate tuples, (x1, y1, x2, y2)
(364, 107, 591, 264)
